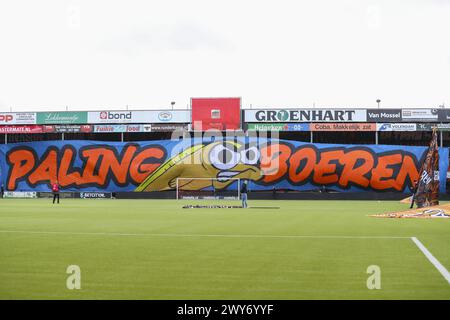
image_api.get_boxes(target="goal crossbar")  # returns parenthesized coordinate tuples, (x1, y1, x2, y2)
(176, 178, 240, 200)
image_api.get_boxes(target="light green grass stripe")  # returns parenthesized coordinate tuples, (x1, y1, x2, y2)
(0, 230, 411, 239)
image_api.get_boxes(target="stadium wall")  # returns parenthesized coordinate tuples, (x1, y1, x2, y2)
(2, 106, 450, 197)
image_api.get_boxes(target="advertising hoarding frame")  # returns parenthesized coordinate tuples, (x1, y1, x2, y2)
(36, 112, 88, 125)
(244, 109, 367, 123)
(366, 109, 402, 122)
(88, 110, 191, 124)
(0, 112, 37, 125)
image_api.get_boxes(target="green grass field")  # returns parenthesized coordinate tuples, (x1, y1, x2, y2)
(0, 199, 449, 300)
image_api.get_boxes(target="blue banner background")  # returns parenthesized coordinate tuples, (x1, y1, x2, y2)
(0, 138, 447, 193)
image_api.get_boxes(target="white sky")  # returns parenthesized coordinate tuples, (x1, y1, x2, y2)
(0, 0, 449, 111)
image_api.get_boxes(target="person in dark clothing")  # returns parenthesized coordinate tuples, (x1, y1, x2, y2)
(52, 181, 60, 204)
(410, 179, 418, 209)
(241, 180, 248, 208)
(0, 184, 4, 199)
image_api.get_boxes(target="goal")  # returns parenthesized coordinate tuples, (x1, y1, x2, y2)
(176, 178, 241, 200)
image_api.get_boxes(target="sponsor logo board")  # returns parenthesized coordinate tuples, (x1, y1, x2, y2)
(247, 123, 310, 131)
(416, 123, 450, 131)
(0, 113, 36, 125)
(52, 125, 93, 133)
(80, 192, 111, 199)
(310, 123, 376, 131)
(92, 124, 187, 132)
(366, 109, 402, 122)
(247, 123, 287, 131)
(126, 125, 142, 132)
(438, 109, 450, 122)
(94, 125, 127, 133)
(0, 125, 43, 134)
(143, 124, 188, 132)
(377, 123, 417, 131)
(401, 109, 438, 121)
(4, 191, 37, 198)
(37, 112, 88, 124)
(245, 109, 367, 122)
(88, 110, 190, 124)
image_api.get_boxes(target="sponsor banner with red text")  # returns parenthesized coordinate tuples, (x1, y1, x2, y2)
(93, 125, 127, 133)
(0, 125, 43, 134)
(92, 124, 188, 133)
(310, 123, 376, 131)
(39, 125, 93, 133)
(52, 125, 93, 133)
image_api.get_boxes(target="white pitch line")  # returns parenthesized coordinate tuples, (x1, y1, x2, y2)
(411, 237, 450, 284)
(0, 230, 410, 240)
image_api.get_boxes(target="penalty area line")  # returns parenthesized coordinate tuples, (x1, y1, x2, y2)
(0, 230, 410, 240)
(411, 237, 450, 285)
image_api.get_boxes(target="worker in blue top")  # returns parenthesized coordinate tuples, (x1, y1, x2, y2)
(241, 180, 248, 208)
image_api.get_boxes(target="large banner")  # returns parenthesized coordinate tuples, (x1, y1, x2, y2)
(0, 139, 447, 193)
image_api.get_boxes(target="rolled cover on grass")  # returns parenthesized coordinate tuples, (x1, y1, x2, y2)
(370, 203, 450, 218)
(400, 196, 412, 204)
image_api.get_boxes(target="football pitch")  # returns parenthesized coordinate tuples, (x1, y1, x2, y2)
(0, 199, 449, 300)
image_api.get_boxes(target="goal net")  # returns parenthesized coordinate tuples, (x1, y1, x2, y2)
(176, 178, 241, 200)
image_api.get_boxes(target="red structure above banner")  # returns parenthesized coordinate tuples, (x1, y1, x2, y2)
(191, 97, 241, 131)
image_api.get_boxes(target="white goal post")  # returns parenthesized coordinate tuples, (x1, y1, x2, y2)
(176, 178, 241, 200)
